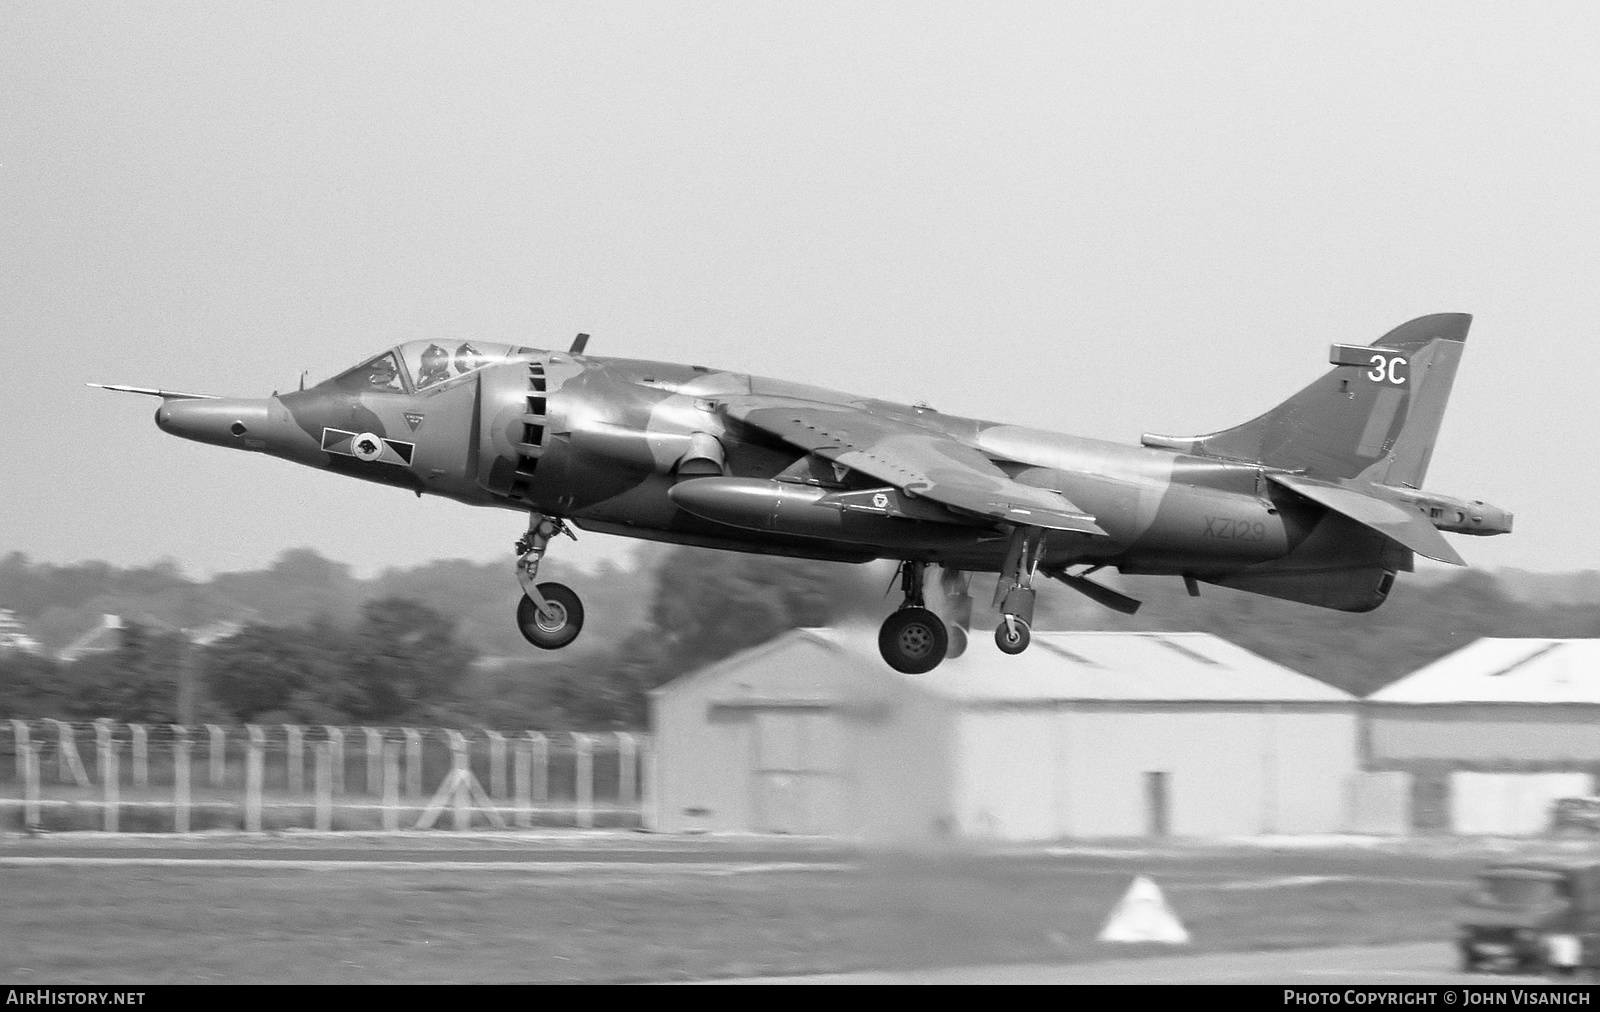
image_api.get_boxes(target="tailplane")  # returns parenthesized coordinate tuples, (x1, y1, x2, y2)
(1141, 313, 1470, 485)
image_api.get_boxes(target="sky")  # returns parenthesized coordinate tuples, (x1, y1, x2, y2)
(2, 2, 1596, 579)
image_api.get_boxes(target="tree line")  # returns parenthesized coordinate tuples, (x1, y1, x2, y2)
(3, 547, 1600, 728)
(0, 547, 881, 729)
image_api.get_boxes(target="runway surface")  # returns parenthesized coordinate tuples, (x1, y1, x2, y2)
(4, 830, 1587, 984)
(706, 942, 1564, 985)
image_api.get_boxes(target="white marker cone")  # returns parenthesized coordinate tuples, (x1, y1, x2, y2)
(1097, 875, 1190, 944)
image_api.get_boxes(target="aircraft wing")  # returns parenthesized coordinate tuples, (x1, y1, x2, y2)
(1266, 473, 1465, 566)
(723, 397, 1108, 535)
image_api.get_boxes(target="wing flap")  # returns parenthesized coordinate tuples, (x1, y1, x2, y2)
(725, 397, 1107, 535)
(1267, 473, 1466, 566)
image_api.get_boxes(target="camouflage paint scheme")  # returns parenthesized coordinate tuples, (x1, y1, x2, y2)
(104, 313, 1511, 639)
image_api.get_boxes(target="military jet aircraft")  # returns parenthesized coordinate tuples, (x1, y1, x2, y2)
(94, 313, 1511, 673)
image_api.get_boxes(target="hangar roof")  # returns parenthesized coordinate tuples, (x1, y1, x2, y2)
(1368, 638, 1600, 703)
(656, 627, 1351, 705)
(856, 629, 1351, 704)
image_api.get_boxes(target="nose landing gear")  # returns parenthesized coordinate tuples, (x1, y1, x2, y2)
(877, 561, 949, 674)
(514, 513, 585, 650)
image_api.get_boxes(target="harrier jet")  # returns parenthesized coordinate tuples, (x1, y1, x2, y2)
(95, 313, 1511, 673)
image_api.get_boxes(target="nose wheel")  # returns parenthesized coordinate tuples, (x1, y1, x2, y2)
(513, 513, 585, 650)
(878, 562, 950, 673)
(517, 582, 584, 649)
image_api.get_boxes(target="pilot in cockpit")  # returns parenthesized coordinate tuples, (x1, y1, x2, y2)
(418, 344, 452, 388)
(363, 355, 401, 391)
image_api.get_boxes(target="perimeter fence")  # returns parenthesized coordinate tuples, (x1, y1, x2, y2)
(0, 719, 650, 833)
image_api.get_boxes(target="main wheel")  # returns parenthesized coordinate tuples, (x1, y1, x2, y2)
(946, 625, 969, 660)
(995, 617, 1031, 655)
(517, 582, 585, 650)
(878, 607, 949, 674)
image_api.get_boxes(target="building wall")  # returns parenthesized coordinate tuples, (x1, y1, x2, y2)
(650, 633, 1362, 841)
(1450, 772, 1594, 836)
(1348, 771, 1413, 835)
(846, 688, 960, 844)
(1367, 704, 1600, 768)
(945, 704, 1359, 840)
(1268, 710, 1362, 834)
(949, 709, 1067, 840)
(649, 636, 866, 835)
(649, 689, 756, 833)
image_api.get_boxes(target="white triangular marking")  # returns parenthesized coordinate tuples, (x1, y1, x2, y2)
(1097, 875, 1190, 944)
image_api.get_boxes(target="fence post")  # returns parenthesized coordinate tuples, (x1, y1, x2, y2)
(171, 726, 190, 833)
(513, 737, 531, 829)
(448, 731, 469, 831)
(616, 731, 637, 808)
(528, 731, 548, 805)
(573, 732, 594, 829)
(23, 742, 39, 831)
(130, 723, 148, 789)
(487, 731, 506, 800)
(640, 734, 656, 832)
(363, 728, 383, 796)
(10, 719, 29, 781)
(403, 728, 422, 798)
(205, 724, 225, 787)
(382, 740, 400, 832)
(51, 718, 69, 781)
(101, 732, 119, 833)
(284, 724, 303, 796)
(324, 726, 345, 796)
(314, 741, 333, 832)
(94, 718, 113, 786)
(245, 725, 264, 833)
(48, 719, 89, 786)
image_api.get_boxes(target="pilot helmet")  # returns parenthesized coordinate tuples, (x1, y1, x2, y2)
(421, 344, 450, 373)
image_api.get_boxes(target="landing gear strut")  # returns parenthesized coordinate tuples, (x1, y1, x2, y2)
(993, 527, 1043, 655)
(514, 513, 585, 650)
(878, 561, 948, 674)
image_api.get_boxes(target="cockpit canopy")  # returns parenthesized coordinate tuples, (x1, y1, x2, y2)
(325, 341, 531, 394)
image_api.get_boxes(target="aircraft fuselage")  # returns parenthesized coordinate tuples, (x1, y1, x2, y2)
(152, 346, 1492, 613)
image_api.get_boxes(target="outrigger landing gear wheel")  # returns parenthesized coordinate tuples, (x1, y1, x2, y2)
(517, 582, 585, 649)
(995, 617, 1031, 655)
(878, 607, 949, 674)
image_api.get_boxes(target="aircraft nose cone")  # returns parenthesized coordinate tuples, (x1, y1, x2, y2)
(155, 397, 274, 449)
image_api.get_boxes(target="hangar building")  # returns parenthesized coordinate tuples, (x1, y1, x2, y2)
(1366, 639, 1600, 835)
(647, 628, 1361, 842)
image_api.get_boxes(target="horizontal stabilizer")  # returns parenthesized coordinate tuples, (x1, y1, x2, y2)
(1267, 472, 1465, 566)
(87, 383, 219, 401)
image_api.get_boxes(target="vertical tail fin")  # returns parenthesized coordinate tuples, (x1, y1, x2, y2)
(1143, 313, 1471, 485)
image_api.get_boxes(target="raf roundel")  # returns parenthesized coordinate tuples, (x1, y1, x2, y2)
(351, 432, 385, 462)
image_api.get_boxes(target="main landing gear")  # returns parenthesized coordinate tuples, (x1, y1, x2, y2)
(877, 562, 948, 674)
(992, 527, 1043, 656)
(514, 513, 585, 650)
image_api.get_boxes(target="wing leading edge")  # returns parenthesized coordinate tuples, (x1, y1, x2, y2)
(723, 397, 1107, 536)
